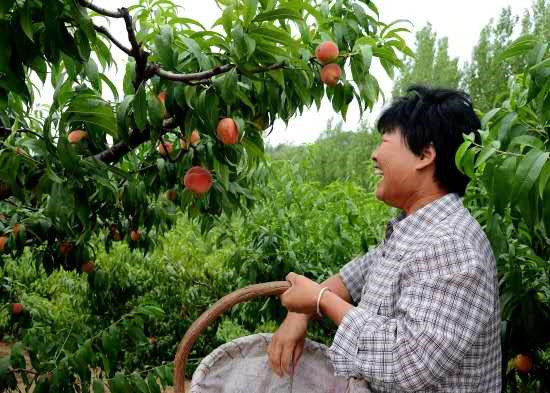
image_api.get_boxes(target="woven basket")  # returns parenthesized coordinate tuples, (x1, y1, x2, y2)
(173, 281, 349, 393)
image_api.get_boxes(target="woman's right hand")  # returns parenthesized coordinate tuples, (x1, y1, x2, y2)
(267, 312, 310, 377)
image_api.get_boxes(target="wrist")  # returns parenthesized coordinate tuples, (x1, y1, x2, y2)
(288, 311, 313, 322)
(316, 287, 332, 318)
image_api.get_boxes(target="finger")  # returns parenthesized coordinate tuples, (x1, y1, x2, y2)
(292, 340, 305, 369)
(267, 339, 283, 377)
(285, 272, 297, 282)
(280, 343, 294, 376)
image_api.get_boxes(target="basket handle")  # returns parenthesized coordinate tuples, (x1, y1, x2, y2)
(173, 281, 291, 393)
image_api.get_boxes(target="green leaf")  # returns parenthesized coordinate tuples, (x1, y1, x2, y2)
(111, 373, 130, 393)
(495, 35, 537, 63)
(509, 135, 545, 152)
(538, 161, 550, 199)
(179, 36, 211, 70)
(84, 59, 100, 90)
(147, 373, 161, 393)
(268, 69, 285, 89)
(475, 145, 497, 168)
(231, 26, 256, 61)
(154, 26, 174, 68)
(512, 149, 549, 202)
(134, 83, 148, 130)
(481, 108, 501, 128)
(214, 68, 238, 105)
(494, 156, 516, 214)
(357, 44, 372, 73)
(454, 140, 472, 173)
(253, 8, 302, 22)
(19, 3, 34, 42)
(131, 374, 149, 393)
(92, 379, 104, 393)
(220, 5, 234, 35)
(243, 0, 259, 26)
(148, 95, 164, 130)
(497, 112, 517, 145)
(10, 342, 26, 369)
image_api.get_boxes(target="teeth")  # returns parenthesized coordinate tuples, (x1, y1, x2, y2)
(374, 168, 383, 176)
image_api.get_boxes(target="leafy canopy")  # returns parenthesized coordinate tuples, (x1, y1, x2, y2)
(0, 0, 411, 273)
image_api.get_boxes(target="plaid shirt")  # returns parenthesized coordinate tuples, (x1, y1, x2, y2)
(328, 193, 501, 392)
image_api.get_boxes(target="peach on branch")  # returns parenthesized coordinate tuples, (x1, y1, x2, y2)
(59, 242, 74, 255)
(158, 91, 170, 118)
(166, 190, 177, 201)
(513, 354, 533, 374)
(0, 236, 7, 252)
(180, 130, 201, 150)
(11, 303, 24, 316)
(130, 229, 141, 242)
(158, 91, 167, 104)
(321, 63, 342, 87)
(216, 118, 239, 145)
(68, 130, 88, 144)
(81, 261, 95, 274)
(183, 166, 213, 195)
(12, 223, 21, 237)
(315, 41, 339, 64)
(158, 141, 173, 156)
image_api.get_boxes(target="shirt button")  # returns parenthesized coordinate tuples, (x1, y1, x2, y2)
(382, 251, 386, 257)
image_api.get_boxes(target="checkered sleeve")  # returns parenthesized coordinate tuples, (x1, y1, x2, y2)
(329, 237, 495, 391)
(339, 252, 371, 305)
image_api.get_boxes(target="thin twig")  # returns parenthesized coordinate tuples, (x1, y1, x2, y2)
(471, 141, 525, 157)
(0, 127, 46, 141)
(77, 0, 123, 18)
(155, 64, 235, 82)
(93, 24, 132, 56)
(9, 368, 41, 375)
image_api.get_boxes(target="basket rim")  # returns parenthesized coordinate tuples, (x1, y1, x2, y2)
(190, 333, 333, 390)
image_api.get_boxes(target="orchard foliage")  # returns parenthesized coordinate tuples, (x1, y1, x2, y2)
(0, 0, 411, 273)
(456, 35, 550, 389)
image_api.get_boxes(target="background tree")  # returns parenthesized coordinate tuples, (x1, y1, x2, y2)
(391, 23, 461, 97)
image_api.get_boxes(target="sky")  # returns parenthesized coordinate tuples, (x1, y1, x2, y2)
(49, 0, 531, 147)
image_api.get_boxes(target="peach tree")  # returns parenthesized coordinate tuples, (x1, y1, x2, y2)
(0, 0, 411, 273)
(0, 0, 410, 390)
(456, 35, 550, 390)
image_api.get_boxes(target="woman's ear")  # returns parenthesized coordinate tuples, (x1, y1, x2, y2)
(416, 144, 436, 170)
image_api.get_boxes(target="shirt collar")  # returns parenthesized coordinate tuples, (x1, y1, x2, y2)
(385, 193, 463, 240)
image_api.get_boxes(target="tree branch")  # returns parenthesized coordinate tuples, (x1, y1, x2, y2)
(153, 62, 285, 84)
(93, 24, 132, 56)
(77, 0, 123, 18)
(93, 118, 177, 164)
(155, 64, 236, 82)
(119, 7, 150, 89)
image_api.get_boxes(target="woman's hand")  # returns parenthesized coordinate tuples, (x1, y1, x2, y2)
(267, 312, 309, 377)
(280, 272, 322, 315)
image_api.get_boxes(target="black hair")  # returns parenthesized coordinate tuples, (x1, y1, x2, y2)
(376, 85, 481, 196)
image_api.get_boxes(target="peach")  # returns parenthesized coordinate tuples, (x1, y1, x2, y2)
(216, 118, 239, 145)
(0, 236, 7, 252)
(514, 354, 533, 374)
(321, 63, 342, 87)
(68, 130, 88, 143)
(81, 261, 95, 274)
(130, 229, 140, 242)
(183, 166, 213, 195)
(11, 303, 24, 316)
(180, 130, 201, 150)
(158, 142, 173, 156)
(315, 41, 339, 64)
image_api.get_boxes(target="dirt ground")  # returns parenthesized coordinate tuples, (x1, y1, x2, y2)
(0, 341, 190, 392)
